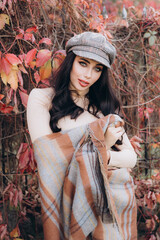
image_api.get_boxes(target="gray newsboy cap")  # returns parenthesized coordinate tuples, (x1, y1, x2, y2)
(66, 32, 116, 68)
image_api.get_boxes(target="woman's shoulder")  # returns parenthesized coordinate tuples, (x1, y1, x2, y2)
(27, 87, 54, 109)
(29, 87, 54, 98)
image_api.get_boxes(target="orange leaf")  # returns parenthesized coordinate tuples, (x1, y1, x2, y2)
(39, 59, 52, 80)
(98, 14, 104, 20)
(39, 38, 52, 45)
(10, 225, 20, 238)
(1, 65, 19, 90)
(0, 18, 5, 30)
(0, 14, 9, 30)
(26, 49, 37, 65)
(36, 49, 52, 67)
(28, 60, 36, 69)
(5, 53, 21, 65)
(152, 143, 160, 149)
(156, 193, 160, 203)
(0, 94, 5, 100)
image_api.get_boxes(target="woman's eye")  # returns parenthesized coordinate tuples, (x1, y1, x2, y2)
(79, 61, 87, 67)
(95, 67, 103, 72)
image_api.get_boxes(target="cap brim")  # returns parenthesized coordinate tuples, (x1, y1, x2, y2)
(72, 50, 111, 68)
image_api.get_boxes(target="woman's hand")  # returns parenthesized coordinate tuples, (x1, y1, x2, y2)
(104, 126, 125, 150)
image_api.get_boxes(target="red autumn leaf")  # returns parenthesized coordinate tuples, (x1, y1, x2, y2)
(26, 48, 37, 65)
(34, 71, 41, 83)
(17, 143, 29, 172)
(0, 224, 8, 240)
(26, 26, 38, 33)
(144, 107, 154, 119)
(1, 57, 12, 75)
(18, 53, 26, 62)
(38, 38, 52, 45)
(147, 107, 154, 114)
(18, 88, 29, 108)
(5, 53, 21, 65)
(16, 33, 23, 40)
(24, 33, 35, 43)
(53, 49, 66, 58)
(17, 143, 36, 173)
(0, 102, 13, 114)
(52, 50, 66, 71)
(144, 191, 156, 209)
(18, 187, 23, 203)
(28, 147, 36, 171)
(36, 49, 52, 67)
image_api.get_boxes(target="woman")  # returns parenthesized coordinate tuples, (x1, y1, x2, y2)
(27, 32, 138, 240)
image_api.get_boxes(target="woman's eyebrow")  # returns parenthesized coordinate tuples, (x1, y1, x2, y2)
(79, 58, 90, 63)
(96, 63, 103, 67)
(79, 58, 103, 67)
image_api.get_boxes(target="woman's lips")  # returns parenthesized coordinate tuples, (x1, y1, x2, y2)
(78, 79, 89, 87)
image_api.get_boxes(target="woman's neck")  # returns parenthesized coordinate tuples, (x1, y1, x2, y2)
(71, 92, 89, 109)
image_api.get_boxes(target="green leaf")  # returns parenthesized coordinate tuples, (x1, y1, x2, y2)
(149, 36, 155, 46)
(144, 32, 151, 38)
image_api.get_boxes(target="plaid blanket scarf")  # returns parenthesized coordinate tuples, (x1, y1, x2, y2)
(33, 114, 137, 240)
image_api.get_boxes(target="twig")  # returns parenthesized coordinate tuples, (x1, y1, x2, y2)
(122, 95, 160, 108)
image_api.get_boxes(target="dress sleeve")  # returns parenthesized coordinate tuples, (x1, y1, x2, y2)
(27, 88, 54, 143)
(106, 115, 137, 168)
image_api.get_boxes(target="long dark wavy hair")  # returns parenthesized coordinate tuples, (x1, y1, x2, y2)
(49, 52, 121, 132)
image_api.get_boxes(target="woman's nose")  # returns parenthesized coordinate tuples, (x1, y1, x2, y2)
(84, 68, 92, 79)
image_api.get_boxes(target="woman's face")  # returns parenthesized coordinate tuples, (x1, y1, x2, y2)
(69, 56, 103, 96)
